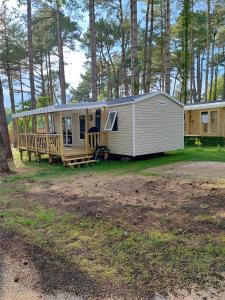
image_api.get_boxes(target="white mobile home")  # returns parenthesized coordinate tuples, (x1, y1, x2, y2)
(13, 92, 184, 166)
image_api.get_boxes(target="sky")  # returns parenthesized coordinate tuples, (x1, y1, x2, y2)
(2, 0, 87, 108)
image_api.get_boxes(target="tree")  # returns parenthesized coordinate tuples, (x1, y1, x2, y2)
(130, 0, 139, 95)
(89, 0, 98, 101)
(0, 78, 12, 172)
(27, 0, 36, 109)
(182, 0, 190, 103)
(56, 0, 67, 103)
(164, 0, 171, 94)
(0, 3, 26, 146)
(118, 0, 129, 95)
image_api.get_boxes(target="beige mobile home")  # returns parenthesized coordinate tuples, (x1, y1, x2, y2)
(12, 92, 184, 166)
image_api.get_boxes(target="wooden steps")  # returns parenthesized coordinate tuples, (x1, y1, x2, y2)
(63, 154, 96, 167)
(63, 155, 92, 162)
(67, 160, 96, 167)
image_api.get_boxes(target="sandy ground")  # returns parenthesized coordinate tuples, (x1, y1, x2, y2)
(149, 161, 225, 180)
(2, 161, 225, 299)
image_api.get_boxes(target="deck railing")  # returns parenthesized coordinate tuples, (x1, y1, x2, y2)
(86, 131, 107, 152)
(185, 122, 223, 136)
(19, 133, 61, 155)
(18, 131, 108, 155)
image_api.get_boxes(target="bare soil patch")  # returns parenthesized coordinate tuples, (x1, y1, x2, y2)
(148, 161, 225, 179)
(0, 231, 138, 300)
(23, 173, 225, 234)
(3, 162, 225, 299)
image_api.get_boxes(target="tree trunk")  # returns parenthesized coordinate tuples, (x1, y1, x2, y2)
(0, 132, 10, 173)
(209, 32, 216, 101)
(160, 1, 165, 91)
(200, 51, 205, 100)
(143, 0, 150, 93)
(146, 0, 154, 92)
(182, 0, 190, 103)
(89, 0, 98, 101)
(27, 0, 36, 109)
(56, 0, 66, 104)
(118, 0, 129, 96)
(189, 0, 194, 102)
(164, 0, 171, 94)
(130, 0, 139, 95)
(6, 64, 17, 148)
(196, 51, 201, 102)
(18, 62, 24, 109)
(107, 46, 119, 98)
(0, 79, 13, 164)
(40, 56, 46, 96)
(48, 52, 54, 103)
(45, 53, 50, 98)
(223, 47, 225, 101)
(214, 65, 218, 101)
(205, 0, 210, 102)
(146, 0, 154, 91)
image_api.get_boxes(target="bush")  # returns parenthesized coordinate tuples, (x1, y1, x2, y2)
(185, 136, 225, 147)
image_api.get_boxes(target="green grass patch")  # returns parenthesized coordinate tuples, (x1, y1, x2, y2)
(4, 146, 225, 183)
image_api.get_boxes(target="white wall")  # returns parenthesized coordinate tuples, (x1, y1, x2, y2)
(134, 94, 184, 156)
(107, 104, 133, 156)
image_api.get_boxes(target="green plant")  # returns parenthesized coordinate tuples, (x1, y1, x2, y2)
(194, 138, 202, 147)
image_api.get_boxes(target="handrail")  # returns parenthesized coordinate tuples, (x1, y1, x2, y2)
(185, 122, 222, 136)
(85, 131, 107, 152)
(18, 131, 108, 155)
(18, 133, 61, 155)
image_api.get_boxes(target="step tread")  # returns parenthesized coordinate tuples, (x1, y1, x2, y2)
(63, 156, 92, 162)
(67, 160, 96, 166)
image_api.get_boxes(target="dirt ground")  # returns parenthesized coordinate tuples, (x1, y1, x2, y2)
(149, 161, 225, 179)
(2, 161, 225, 299)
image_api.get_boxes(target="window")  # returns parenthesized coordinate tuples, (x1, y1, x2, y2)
(48, 114, 56, 133)
(210, 111, 218, 124)
(95, 109, 101, 132)
(79, 115, 85, 139)
(201, 112, 208, 124)
(104, 111, 118, 131)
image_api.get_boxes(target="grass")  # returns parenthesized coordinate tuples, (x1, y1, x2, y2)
(3, 146, 225, 182)
(1, 146, 225, 293)
(1, 197, 225, 289)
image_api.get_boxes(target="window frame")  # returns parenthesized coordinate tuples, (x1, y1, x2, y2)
(200, 111, 209, 124)
(104, 111, 118, 131)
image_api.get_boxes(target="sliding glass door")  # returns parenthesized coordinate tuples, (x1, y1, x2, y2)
(62, 116, 73, 145)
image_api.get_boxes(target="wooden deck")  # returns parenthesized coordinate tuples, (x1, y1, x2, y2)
(18, 132, 108, 166)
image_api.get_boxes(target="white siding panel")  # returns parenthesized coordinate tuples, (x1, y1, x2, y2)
(135, 95, 184, 156)
(107, 105, 133, 156)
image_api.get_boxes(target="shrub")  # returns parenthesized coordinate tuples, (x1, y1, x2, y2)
(185, 136, 225, 147)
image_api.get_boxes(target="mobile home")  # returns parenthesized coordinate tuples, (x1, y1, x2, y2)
(185, 101, 225, 137)
(12, 92, 184, 166)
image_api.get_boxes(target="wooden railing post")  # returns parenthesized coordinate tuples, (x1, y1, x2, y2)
(59, 112, 64, 157)
(85, 109, 89, 154)
(45, 114, 49, 153)
(24, 116, 28, 149)
(16, 117, 20, 149)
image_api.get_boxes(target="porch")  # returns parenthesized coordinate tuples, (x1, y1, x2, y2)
(184, 108, 225, 137)
(15, 103, 109, 166)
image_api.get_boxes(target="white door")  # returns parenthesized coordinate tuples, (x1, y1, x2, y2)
(62, 116, 73, 145)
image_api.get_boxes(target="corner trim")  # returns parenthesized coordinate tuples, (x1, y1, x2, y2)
(132, 103, 136, 157)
